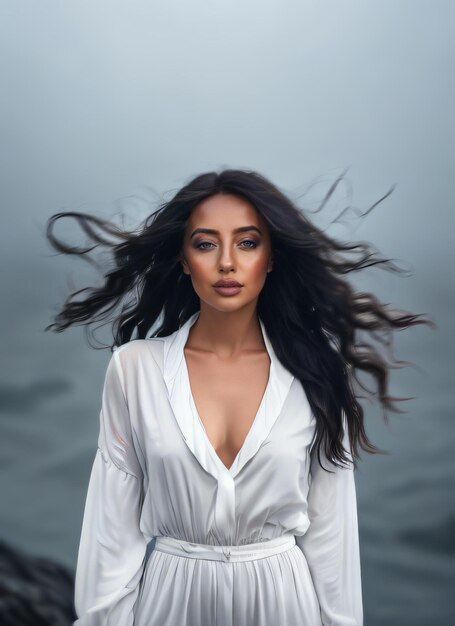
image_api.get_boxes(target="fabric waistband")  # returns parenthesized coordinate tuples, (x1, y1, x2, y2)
(153, 532, 296, 563)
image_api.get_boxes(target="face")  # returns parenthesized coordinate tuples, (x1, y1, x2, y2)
(181, 193, 273, 314)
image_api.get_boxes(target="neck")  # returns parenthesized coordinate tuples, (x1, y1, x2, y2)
(187, 306, 264, 359)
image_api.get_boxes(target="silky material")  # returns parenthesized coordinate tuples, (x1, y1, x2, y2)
(73, 310, 363, 626)
(153, 532, 296, 563)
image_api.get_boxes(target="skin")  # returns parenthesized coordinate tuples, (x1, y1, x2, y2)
(180, 193, 274, 470)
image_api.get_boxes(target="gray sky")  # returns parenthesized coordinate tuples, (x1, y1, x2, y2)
(1, 1, 453, 623)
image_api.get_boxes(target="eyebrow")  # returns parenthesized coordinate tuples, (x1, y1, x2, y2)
(190, 225, 262, 239)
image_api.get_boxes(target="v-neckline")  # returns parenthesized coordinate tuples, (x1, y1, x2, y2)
(182, 340, 271, 475)
(161, 311, 295, 481)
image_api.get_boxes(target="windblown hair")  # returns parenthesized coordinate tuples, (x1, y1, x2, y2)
(45, 169, 434, 472)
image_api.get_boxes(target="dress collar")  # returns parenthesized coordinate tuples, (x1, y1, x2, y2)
(161, 310, 295, 479)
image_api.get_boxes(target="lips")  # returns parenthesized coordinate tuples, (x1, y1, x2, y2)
(212, 281, 243, 297)
(213, 281, 242, 287)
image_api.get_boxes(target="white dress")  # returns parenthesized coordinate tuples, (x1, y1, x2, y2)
(73, 311, 363, 626)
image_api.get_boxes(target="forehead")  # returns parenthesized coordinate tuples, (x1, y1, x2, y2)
(187, 193, 263, 227)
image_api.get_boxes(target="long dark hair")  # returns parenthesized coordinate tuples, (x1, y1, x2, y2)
(44, 168, 434, 471)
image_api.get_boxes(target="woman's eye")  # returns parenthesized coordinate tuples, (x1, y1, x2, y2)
(240, 240, 258, 248)
(195, 240, 258, 250)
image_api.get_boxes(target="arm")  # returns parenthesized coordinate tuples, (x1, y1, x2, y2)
(74, 349, 148, 625)
(295, 414, 363, 626)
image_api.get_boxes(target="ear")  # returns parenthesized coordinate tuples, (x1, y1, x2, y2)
(181, 256, 190, 275)
(267, 254, 273, 273)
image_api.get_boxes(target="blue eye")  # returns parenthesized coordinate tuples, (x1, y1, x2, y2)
(194, 240, 258, 250)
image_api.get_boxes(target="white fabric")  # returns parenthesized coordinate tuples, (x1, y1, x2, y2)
(153, 532, 296, 562)
(74, 311, 363, 626)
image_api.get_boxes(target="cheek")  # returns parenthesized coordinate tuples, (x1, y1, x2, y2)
(186, 253, 212, 278)
(247, 255, 270, 278)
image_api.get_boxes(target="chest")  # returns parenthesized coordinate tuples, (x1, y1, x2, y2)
(184, 348, 271, 469)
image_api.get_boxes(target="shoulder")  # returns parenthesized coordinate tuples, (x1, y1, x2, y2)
(113, 337, 165, 377)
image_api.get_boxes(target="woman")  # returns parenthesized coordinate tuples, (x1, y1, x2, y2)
(46, 169, 431, 625)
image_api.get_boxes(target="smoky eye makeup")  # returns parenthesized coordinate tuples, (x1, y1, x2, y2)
(193, 237, 261, 249)
(239, 238, 260, 247)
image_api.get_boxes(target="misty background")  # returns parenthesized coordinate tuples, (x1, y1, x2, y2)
(1, 1, 453, 624)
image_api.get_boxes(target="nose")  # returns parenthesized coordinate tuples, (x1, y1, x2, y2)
(218, 246, 235, 272)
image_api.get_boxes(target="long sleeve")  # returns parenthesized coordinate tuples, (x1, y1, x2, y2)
(296, 414, 363, 626)
(74, 349, 148, 626)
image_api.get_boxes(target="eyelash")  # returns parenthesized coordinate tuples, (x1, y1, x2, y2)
(195, 240, 258, 250)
